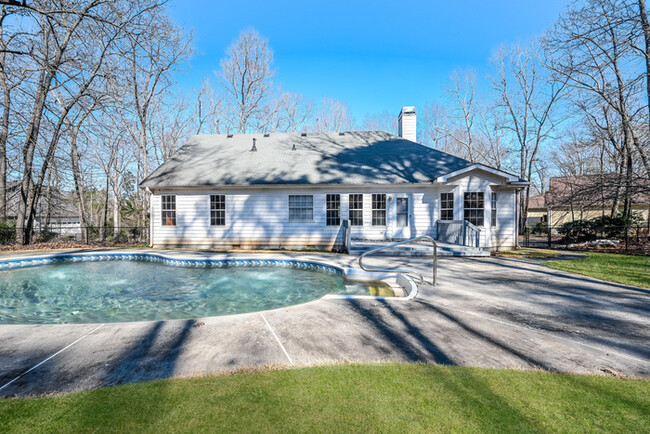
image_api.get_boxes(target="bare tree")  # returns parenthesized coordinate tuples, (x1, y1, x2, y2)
(10, 1, 145, 243)
(492, 43, 566, 232)
(477, 106, 508, 170)
(148, 95, 196, 166)
(62, 98, 102, 231)
(447, 71, 480, 162)
(544, 0, 650, 221)
(263, 91, 312, 133)
(361, 111, 396, 134)
(421, 103, 453, 149)
(635, 0, 650, 133)
(0, 5, 26, 220)
(312, 97, 354, 132)
(219, 29, 274, 133)
(195, 78, 222, 135)
(87, 114, 134, 235)
(105, 3, 191, 228)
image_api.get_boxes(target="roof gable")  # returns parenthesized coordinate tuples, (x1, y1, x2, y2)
(435, 164, 525, 184)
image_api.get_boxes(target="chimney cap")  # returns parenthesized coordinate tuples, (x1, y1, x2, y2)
(399, 106, 416, 116)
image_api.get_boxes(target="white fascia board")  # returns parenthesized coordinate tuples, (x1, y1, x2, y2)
(146, 183, 443, 193)
(435, 164, 522, 183)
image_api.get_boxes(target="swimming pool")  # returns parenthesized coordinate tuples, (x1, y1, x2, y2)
(0, 254, 393, 324)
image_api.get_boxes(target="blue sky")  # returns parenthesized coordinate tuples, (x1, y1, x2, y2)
(169, 0, 568, 119)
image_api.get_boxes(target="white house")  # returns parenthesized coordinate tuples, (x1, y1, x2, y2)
(140, 107, 527, 251)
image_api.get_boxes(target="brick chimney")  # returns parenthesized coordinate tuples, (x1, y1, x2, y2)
(398, 106, 416, 142)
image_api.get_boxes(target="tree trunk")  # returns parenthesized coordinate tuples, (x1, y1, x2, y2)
(69, 127, 87, 229)
(0, 85, 7, 221)
(638, 0, 650, 132)
(0, 7, 11, 221)
(103, 174, 109, 240)
(113, 186, 119, 236)
(44, 171, 52, 229)
(16, 72, 49, 244)
(14, 6, 99, 243)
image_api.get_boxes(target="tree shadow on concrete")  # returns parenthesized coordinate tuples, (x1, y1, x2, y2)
(345, 298, 453, 364)
(414, 299, 553, 371)
(102, 319, 195, 388)
(439, 258, 650, 361)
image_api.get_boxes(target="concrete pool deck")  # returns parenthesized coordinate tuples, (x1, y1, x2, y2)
(0, 248, 648, 397)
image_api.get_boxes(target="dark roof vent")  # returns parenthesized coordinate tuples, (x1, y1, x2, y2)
(301, 132, 307, 137)
(291, 144, 296, 151)
(250, 138, 257, 152)
(264, 133, 270, 137)
(227, 134, 233, 138)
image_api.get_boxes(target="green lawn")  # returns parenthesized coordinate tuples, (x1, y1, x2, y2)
(496, 248, 562, 259)
(1, 364, 648, 433)
(545, 252, 650, 288)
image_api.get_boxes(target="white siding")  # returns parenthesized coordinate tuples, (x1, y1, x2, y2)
(150, 172, 520, 250)
(446, 170, 518, 250)
(490, 189, 516, 250)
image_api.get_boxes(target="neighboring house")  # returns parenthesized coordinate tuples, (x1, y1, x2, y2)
(5, 181, 82, 235)
(527, 175, 650, 227)
(141, 107, 528, 251)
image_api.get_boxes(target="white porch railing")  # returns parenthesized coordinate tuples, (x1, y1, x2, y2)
(436, 220, 481, 248)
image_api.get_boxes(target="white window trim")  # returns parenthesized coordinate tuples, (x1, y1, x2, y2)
(288, 194, 314, 222)
(371, 193, 387, 227)
(161, 194, 176, 226)
(348, 193, 364, 226)
(440, 192, 454, 221)
(463, 191, 485, 227)
(210, 194, 227, 226)
(326, 194, 341, 226)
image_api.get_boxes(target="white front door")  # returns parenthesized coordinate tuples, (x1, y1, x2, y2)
(393, 195, 412, 239)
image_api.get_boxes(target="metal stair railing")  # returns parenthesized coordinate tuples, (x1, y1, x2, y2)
(357, 235, 437, 285)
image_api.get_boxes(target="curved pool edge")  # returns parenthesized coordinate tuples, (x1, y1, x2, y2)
(0, 250, 418, 304)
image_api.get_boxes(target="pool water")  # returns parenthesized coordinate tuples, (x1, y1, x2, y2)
(0, 261, 392, 324)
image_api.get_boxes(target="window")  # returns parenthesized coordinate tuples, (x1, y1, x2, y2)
(210, 194, 226, 226)
(464, 192, 484, 226)
(288, 195, 313, 221)
(440, 193, 454, 221)
(326, 194, 340, 226)
(161, 195, 176, 226)
(372, 194, 386, 226)
(349, 194, 363, 226)
(491, 192, 497, 227)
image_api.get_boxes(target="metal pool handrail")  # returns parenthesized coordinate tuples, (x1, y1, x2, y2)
(357, 235, 437, 285)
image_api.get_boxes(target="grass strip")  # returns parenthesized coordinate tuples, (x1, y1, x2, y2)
(544, 252, 650, 288)
(1, 364, 648, 433)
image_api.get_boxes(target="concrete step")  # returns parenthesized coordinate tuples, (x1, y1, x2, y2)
(349, 242, 491, 257)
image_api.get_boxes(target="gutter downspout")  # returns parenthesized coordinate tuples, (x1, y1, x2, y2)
(146, 187, 153, 248)
(515, 189, 520, 249)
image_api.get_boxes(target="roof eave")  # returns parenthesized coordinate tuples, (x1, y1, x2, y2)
(435, 163, 524, 183)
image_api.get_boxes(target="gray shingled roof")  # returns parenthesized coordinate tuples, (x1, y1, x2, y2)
(140, 131, 474, 188)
